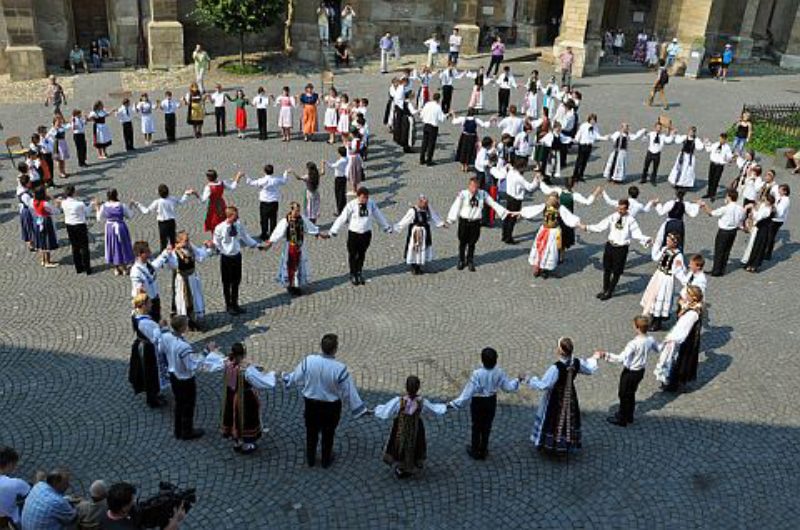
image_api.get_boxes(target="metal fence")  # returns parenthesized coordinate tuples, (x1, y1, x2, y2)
(742, 103, 800, 135)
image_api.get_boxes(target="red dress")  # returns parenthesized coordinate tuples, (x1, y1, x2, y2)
(235, 106, 247, 130)
(204, 182, 227, 232)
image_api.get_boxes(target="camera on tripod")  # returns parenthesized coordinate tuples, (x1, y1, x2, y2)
(136, 482, 196, 529)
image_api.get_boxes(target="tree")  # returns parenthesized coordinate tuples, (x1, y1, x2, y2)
(193, 0, 285, 66)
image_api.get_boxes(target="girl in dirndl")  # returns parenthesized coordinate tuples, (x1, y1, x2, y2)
(520, 193, 584, 278)
(221, 343, 277, 455)
(17, 172, 35, 252)
(87, 100, 112, 159)
(346, 130, 365, 193)
(184, 82, 205, 138)
(324, 87, 340, 144)
(337, 93, 352, 141)
(299, 84, 320, 142)
(466, 67, 486, 110)
(601, 124, 646, 183)
(452, 109, 490, 171)
(374, 375, 447, 478)
(275, 86, 296, 142)
(136, 92, 156, 145)
(265, 202, 325, 296)
(95, 188, 134, 275)
(231, 89, 249, 139)
(290, 163, 322, 223)
(31, 186, 60, 268)
(173, 231, 214, 331)
(392, 195, 446, 275)
(654, 286, 704, 392)
(526, 337, 601, 455)
(640, 232, 684, 331)
(47, 114, 72, 178)
(201, 169, 241, 232)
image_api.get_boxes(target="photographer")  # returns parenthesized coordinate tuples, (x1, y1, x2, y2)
(99, 483, 185, 530)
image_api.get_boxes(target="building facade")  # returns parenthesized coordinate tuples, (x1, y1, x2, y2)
(1, 0, 799, 80)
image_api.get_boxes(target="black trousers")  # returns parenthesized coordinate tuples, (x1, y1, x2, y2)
(158, 219, 176, 251)
(470, 395, 497, 457)
(215, 107, 226, 136)
(712, 228, 737, 275)
(488, 55, 503, 76)
(572, 144, 592, 180)
(66, 223, 91, 274)
(502, 197, 521, 241)
(122, 122, 134, 151)
(641, 151, 661, 184)
(170, 374, 197, 439)
(617, 368, 644, 424)
(259, 201, 279, 240)
(420, 124, 439, 164)
(149, 297, 162, 323)
(706, 162, 725, 198)
(498, 88, 511, 117)
(334, 177, 347, 214)
(602, 243, 629, 293)
(73, 133, 87, 166)
(165, 113, 176, 142)
(256, 108, 267, 140)
(441, 85, 454, 113)
(458, 218, 481, 264)
(142, 347, 161, 407)
(347, 231, 372, 275)
(304, 398, 342, 466)
(220, 253, 242, 308)
(764, 221, 782, 260)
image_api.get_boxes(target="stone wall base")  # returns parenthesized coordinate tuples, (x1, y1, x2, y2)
(5, 45, 46, 81)
(778, 52, 800, 69)
(148, 21, 184, 69)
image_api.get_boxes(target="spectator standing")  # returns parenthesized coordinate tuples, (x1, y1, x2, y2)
(20, 469, 77, 530)
(340, 4, 356, 42)
(191, 45, 210, 93)
(448, 28, 463, 65)
(612, 29, 625, 65)
(424, 33, 441, 68)
(559, 47, 574, 88)
(719, 43, 734, 82)
(488, 36, 505, 76)
(317, 2, 330, 46)
(75, 480, 108, 530)
(666, 38, 681, 67)
(0, 447, 31, 528)
(379, 32, 394, 74)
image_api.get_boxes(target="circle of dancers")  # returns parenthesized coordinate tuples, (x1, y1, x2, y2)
(11, 59, 792, 477)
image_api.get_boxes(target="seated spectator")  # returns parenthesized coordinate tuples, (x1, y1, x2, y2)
(334, 38, 351, 67)
(98, 37, 111, 58)
(0, 447, 31, 528)
(69, 45, 89, 74)
(20, 468, 77, 529)
(98, 482, 185, 530)
(89, 40, 102, 70)
(76, 480, 108, 530)
(785, 148, 800, 174)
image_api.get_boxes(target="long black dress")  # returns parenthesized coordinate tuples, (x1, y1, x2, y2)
(537, 358, 583, 454)
(669, 309, 702, 387)
(383, 396, 427, 474)
(745, 214, 773, 270)
(128, 314, 159, 401)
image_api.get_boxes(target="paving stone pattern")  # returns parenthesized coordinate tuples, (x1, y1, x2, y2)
(1, 67, 799, 529)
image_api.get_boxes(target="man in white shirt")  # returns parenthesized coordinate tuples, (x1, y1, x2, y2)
(325, 146, 350, 214)
(284, 333, 367, 468)
(210, 84, 230, 137)
(495, 66, 518, 117)
(0, 446, 31, 528)
(162, 316, 218, 440)
(424, 33, 440, 68)
(211, 206, 263, 315)
(496, 105, 524, 137)
(60, 185, 92, 275)
(571, 113, 601, 184)
(585, 199, 651, 300)
(130, 240, 176, 321)
(245, 164, 288, 240)
(702, 188, 745, 276)
(329, 187, 392, 285)
(438, 65, 463, 113)
(702, 132, 734, 201)
(160, 91, 180, 143)
(448, 28, 463, 65)
(640, 122, 674, 186)
(252, 87, 270, 140)
(765, 183, 791, 261)
(492, 158, 537, 244)
(134, 183, 194, 250)
(419, 93, 446, 166)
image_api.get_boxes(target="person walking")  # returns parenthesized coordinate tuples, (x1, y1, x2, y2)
(379, 32, 394, 74)
(192, 45, 210, 93)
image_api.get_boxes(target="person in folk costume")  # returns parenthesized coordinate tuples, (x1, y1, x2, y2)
(394, 90, 418, 154)
(523, 69, 543, 120)
(412, 66, 435, 109)
(524, 337, 601, 455)
(35, 126, 55, 186)
(346, 129, 366, 194)
(571, 113, 604, 185)
(701, 189, 746, 277)
(447, 176, 511, 271)
(765, 184, 790, 261)
(452, 109, 490, 172)
(676, 254, 707, 310)
(30, 186, 61, 268)
(201, 169, 241, 233)
(383, 78, 399, 130)
(466, 67, 487, 111)
(519, 193, 586, 278)
(172, 231, 214, 331)
(392, 195, 447, 275)
(600, 123, 646, 184)
(732, 149, 758, 204)
(287, 163, 323, 223)
(95, 188, 135, 275)
(538, 121, 573, 183)
(654, 285, 704, 392)
(668, 126, 705, 189)
(439, 61, 464, 113)
(264, 202, 327, 296)
(71, 109, 88, 168)
(159, 90, 181, 143)
(114, 97, 136, 151)
(46, 114, 72, 179)
(391, 75, 409, 135)
(490, 157, 538, 245)
(542, 76, 561, 118)
(229, 89, 249, 139)
(374, 375, 447, 479)
(299, 84, 320, 142)
(653, 190, 701, 254)
(538, 180, 602, 261)
(640, 232, 685, 331)
(532, 106, 551, 170)
(183, 82, 205, 138)
(16, 171, 36, 253)
(221, 343, 277, 455)
(86, 100, 112, 159)
(324, 86, 340, 144)
(336, 93, 352, 142)
(128, 293, 168, 409)
(135, 92, 156, 145)
(639, 121, 675, 186)
(275, 86, 296, 142)
(741, 192, 776, 273)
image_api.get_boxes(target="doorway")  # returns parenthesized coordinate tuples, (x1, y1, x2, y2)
(72, 0, 109, 46)
(545, 0, 565, 45)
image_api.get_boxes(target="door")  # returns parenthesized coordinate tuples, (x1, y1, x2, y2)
(72, 0, 109, 46)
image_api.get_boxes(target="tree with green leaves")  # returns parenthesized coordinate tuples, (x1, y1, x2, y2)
(193, 0, 285, 66)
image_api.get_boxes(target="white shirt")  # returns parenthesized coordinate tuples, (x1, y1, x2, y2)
(212, 220, 259, 255)
(210, 91, 228, 107)
(419, 101, 446, 127)
(676, 268, 707, 298)
(116, 105, 133, 122)
(330, 199, 391, 235)
(252, 94, 269, 109)
(136, 194, 191, 221)
(474, 147, 493, 173)
(326, 157, 349, 178)
(497, 115, 524, 137)
(160, 98, 179, 113)
(284, 354, 366, 415)
(71, 116, 86, 134)
(61, 197, 90, 225)
(449, 34, 463, 52)
(574, 122, 602, 145)
(491, 166, 536, 200)
(246, 171, 288, 203)
(201, 180, 237, 202)
(606, 335, 659, 371)
(447, 189, 508, 222)
(130, 250, 175, 298)
(424, 38, 440, 53)
(707, 141, 734, 165)
(602, 191, 652, 219)
(774, 195, 790, 222)
(161, 331, 204, 380)
(439, 68, 463, 86)
(374, 396, 447, 419)
(742, 175, 762, 202)
(644, 130, 674, 154)
(528, 357, 598, 390)
(664, 310, 700, 344)
(0, 474, 31, 524)
(587, 212, 650, 246)
(710, 202, 746, 230)
(495, 73, 518, 90)
(513, 131, 532, 157)
(449, 367, 519, 408)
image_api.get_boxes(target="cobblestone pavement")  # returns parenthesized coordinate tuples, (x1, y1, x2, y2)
(1, 65, 799, 529)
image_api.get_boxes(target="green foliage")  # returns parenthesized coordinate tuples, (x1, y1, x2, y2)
(193, 0, 284, 36)
(727, 119, 800, 155)
(220, 62, 263, 75)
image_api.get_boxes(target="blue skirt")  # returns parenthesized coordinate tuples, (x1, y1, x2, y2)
(20, 207, 34, 242)
(34, 217, 58, 250)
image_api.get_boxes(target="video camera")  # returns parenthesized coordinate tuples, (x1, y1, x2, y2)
(136, 482, 196, 529)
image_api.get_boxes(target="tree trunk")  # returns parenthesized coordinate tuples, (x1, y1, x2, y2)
(239, 32, 245, 66)
(284, 0, 294, 55)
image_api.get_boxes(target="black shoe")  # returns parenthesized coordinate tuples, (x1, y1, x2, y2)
(639, 179, 647, 184)
(466, 445, 480, 460)
(606, 416, 627, 427)
(182, 428, 205, 440)
(506, 239, 519, 245)
(357, 273, 366, 285)
(232, 306, 245, 315)
(468, 262, 476, 272)
(226, 307, 238, 316)
(457, 261, 465, 271)
(595, 291, 606, 299)
(599, 291, 612, 301)
(350, 274, 359, 286)
(710, 271, 723, 277)
(321, 454, 335, 469)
